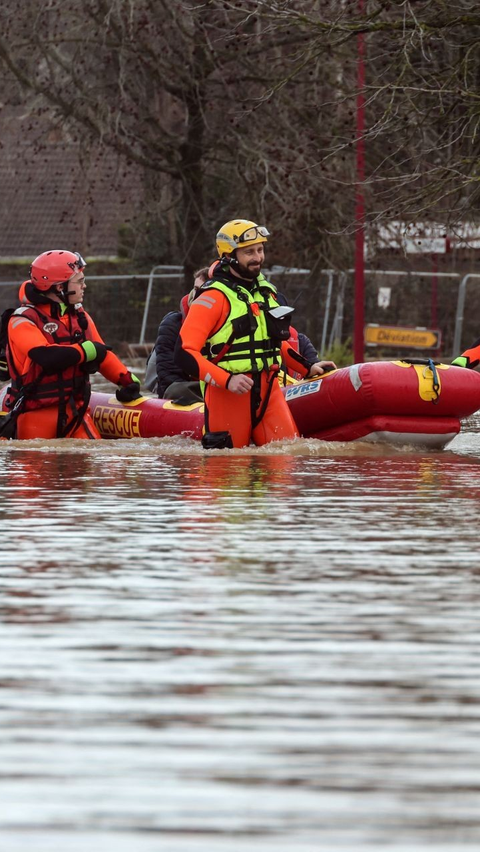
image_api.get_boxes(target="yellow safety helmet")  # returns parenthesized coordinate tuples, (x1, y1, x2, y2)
(215, 219, 270, 257)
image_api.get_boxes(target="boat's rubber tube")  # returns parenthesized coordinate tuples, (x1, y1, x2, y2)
(285, 361, 480, 440)
(3, 360, 480, 446)
(89, 394, 204, 440)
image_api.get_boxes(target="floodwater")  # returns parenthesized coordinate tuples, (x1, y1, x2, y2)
(2, 415, 480, 852)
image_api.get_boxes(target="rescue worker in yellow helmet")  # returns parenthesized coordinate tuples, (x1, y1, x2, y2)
(175, 219, 335, 448)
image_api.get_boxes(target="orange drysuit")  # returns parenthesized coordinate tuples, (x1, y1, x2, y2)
(175, 269, 315, 448)
(455, 338, 480, 369)
(6, 294, 134, 440)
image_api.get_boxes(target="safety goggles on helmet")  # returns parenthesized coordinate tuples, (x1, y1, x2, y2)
(216, 219, 269, 257)
(60, 255, 86, 303)
(235, 225, 270, 245)
(53, 252, 86, 286)
(69, 252, 86, 272)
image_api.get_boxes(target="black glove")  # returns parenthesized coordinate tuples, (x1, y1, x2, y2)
(116, 381, 142, 403)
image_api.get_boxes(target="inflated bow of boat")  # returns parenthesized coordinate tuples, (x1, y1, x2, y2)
(86, 360, 480, 448)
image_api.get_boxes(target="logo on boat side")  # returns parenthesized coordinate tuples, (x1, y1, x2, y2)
(93, 405, 142, 438)
(285, 381, 322, 401)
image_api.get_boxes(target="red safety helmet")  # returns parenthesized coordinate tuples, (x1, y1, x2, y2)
(30, 250, 86, 291)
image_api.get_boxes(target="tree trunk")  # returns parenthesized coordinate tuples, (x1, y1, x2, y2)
(179, 45, 209, 284)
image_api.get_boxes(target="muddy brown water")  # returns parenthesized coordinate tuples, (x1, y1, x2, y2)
(1, 411, 480, 851)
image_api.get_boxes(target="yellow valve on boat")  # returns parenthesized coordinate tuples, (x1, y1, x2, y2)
(394, 360, 446, 402)
(277, 370, 298, 387)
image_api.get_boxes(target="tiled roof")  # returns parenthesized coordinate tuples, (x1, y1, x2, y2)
(0, 108, 144, 257)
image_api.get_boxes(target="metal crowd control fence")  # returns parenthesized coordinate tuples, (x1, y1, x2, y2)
(0, 270, 186, 350)
(130, 266, 334, 351)
(107, 264, 332, 348)
(352, 269, 462, 358)
(268, 267, 463, 358)
(139, 265, 183, 344)
(0, 267, 334, 355)
(453, 273, 480, 355)
(0, 265, 470, 358)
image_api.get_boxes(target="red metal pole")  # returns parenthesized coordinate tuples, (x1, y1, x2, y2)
(431, 253, 438, 329)
(354, 0, 366, 363)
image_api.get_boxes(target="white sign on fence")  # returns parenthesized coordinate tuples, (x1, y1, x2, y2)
(377, 286, 391, 308)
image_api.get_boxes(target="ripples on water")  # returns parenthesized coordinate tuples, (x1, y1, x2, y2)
(2, 417, 480, 851)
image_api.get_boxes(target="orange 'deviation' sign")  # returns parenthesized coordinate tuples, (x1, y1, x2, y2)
(365, 324, 441, 350)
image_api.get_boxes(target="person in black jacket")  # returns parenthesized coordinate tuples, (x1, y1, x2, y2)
(144, 267, 209, 402)
(297, 332, 318, 364)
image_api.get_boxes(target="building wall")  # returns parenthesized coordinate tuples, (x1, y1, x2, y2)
(0, 108, 144, 258)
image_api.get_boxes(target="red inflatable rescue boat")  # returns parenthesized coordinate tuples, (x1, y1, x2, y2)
(88, 360, 480, 449)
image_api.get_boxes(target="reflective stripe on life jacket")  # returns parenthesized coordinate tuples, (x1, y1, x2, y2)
(6, 303, 94, 412)
(205, 276, 282, 374)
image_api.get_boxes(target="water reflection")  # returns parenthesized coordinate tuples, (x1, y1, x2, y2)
(1, 433, 480, 850)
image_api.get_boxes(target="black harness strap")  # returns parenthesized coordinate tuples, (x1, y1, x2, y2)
(251, 365, 280, 430)
(210, 290, 261, 368)
(0, 392, 27, 439)
(55, 371, 69, 437)
(210, 329, 238, 366)
(61, 388, 93, 438)
(426, 358, 440, 404)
